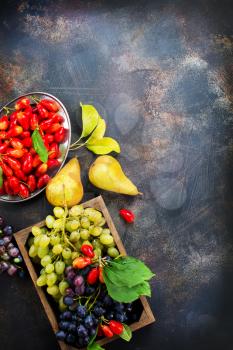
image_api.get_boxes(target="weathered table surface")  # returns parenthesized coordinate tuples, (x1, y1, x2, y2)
(1, 1, 233, 349)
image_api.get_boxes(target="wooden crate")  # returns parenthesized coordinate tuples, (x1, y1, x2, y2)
(14, 196, 155, 350)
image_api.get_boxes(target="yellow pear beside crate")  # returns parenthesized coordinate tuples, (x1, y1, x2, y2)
(46, 158, 83, 207)
(89, 155, 140, 195)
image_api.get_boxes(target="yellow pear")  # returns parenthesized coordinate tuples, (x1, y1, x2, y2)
(46, 158, 83, 207)
(88, 155, 140, 195)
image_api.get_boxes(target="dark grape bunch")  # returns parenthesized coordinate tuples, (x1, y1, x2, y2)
(55, 264, 138, 347)
(0, 216, 24, 277)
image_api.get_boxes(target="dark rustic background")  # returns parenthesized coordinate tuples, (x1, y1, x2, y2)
(1, 0, 233, 349)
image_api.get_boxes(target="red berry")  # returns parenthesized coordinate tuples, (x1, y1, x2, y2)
(119, 209, 135, 223)
(101, 325, 114, 338)
(87, 267, 99, 285)
(109, 320, 124, 335)
(81, 244, 95, 258)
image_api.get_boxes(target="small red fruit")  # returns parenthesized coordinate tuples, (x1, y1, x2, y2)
(87, 267, 99, 285)
(72, 257, 92, 269)
(18, 183, 30, 198)
(81, 244, 95, 258)
(109, 320, 124, 335)
(37, 174, 50, 189)
(0, 116, 9, 130)
(119, 209, 135, 223)
(101, 325, 114, 338)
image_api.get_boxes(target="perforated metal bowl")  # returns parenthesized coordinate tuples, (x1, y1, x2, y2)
(0, 92, 71, 203)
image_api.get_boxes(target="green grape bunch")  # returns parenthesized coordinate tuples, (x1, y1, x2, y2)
(27, 204, 120, 311)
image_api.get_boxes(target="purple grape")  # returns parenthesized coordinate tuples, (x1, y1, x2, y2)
(3, 225, 13, 236)
(63, 296, 74, 306)
(67, 270, 76, 280)
(3, 236, 12, 245)
(65, 266, 74, 275)
(65, 288, 75, 297)
(8, 247, 19, 258)
(73, 275, 84, 287)
(75, 284, 85, 296)
(7, 264, 17, 276)
(0, 239, 4, 246)
(0, 261, 9, 272)
(7, 243, 14, 250)
(0, 246, 6, 255)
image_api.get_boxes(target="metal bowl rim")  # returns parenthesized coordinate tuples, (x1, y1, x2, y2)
(0, 91, 71, 203)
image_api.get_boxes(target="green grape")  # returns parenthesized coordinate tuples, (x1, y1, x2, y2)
(27, 236, 34, 247)
(92, 211, 103, 225)
(62, 247, 71, 259)
(40, 268, 46, 275)
(29, 245, 37, 258)
(53, 291, 62, 301)
(34, 235, 41, 247)
(36, 275, 47, 287)
(70, 230, 80, 242)
(90, 227, 102, 237)
(69, 204, 84, 217)
(40, 227, 47, 235)
(53, 219, 63, 230)
(63, 259, 72, 266)
(47, 272, 57, 287)
(45, 215, 55, 229)
(41, 255, 52, 267)
(31, 226, 41, 237)
(81, 217, 90, 229)
(93, 248, 102, 259)
(47, 285, 59, 296)
(100, 233, 114, 246)
(52, 244, 63, 255)
(50, 235, 60, 246)
(53, 206, 65, 218)
(107, 247, 120, 258)
(84, 208, 98, 221)
(82, 240, 92, 247)
(92, 239, 104, 250)
(59, 280, 69, 295)
(71, 251, 79, 260)
(65, 221, 72, 232)
(38, 246, 49, 258)
(59, 296, 67, 311)
(106, 242, 115, 248)
(98, 218, 106, 226)
(75, 241, 82, 250)
(39, 235, 50, 248)
(102, 228, 111, 235)
(55, 261, 65, 274)
(70, 220, 80, 231)
(45, 263, 54, 273)
(80, 229, 90, 240)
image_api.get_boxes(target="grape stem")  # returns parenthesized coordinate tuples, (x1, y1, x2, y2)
(87, 286, 101, 311)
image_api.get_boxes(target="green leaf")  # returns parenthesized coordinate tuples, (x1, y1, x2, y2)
(103, 271, 151, 302)
(103, 256, 154, 302)
(105, 257, 155, 288)
(86, 118, 106, 144)
(119, 324, 132, 342)
(80, 103, 100, 138)
(86, 137, 121, 154)
(0, 166, 3, 188)
(32, 129, 48, 163)
(87, 341, 105, 350)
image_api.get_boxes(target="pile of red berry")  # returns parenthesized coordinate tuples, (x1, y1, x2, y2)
(0, 96, 68, 199)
